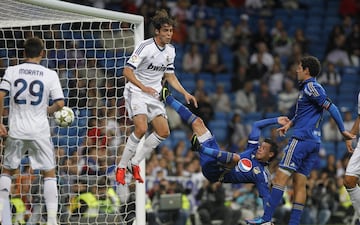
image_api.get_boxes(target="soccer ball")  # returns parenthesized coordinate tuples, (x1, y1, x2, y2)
(54, 106, 75, 127)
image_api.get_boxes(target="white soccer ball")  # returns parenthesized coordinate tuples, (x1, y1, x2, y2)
(54, 106, 75, 127)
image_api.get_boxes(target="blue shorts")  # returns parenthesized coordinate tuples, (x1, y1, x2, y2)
(199, 137, 226, 182)
(280, 138, 320, 177)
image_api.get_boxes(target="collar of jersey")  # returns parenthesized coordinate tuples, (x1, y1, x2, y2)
(153, 38, 166, 51)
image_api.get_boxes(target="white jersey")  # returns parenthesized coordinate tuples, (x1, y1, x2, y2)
(0, 62, 64, 139)
(125, 38, 176, 93)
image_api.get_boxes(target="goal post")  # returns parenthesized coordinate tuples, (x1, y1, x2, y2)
(0, 0, 145, 225)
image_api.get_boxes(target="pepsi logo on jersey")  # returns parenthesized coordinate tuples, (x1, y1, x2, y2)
(238, 158, 253, 172)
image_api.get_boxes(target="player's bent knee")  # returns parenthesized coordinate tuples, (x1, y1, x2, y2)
(343, 175, 358, 189)
(192, 117, 205, 130)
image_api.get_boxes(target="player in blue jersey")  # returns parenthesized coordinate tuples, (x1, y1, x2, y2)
(246, 56, 355, 225)
(160, 85, 289, 208)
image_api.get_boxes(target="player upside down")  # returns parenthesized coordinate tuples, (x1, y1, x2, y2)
(161, 85, 289, 209)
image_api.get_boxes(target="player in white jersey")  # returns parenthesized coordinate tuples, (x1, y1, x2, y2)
(116, 9, 198, 185)
(0, 37, 64, 225)
(344, 92, 360, 222)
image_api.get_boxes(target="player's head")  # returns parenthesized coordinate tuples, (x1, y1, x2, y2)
(24, 37, 44, 59)
(256, 138, 278, 162)
(297, 56, 321, 81)
(151, 9, 174, 46)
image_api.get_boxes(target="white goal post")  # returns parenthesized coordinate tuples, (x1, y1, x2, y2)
(0, 0, 145, 225)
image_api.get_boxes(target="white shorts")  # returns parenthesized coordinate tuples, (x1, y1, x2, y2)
(3, 136, 55, 171)
(345, 145, 360, 177)
(124, 86, 167, 121)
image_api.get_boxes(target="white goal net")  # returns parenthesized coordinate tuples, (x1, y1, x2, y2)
(0, 0, 144, 224)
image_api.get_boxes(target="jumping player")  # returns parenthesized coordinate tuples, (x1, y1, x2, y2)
(161, 85, 289, 207)
(116, 9, 197, 185)
(246, 56, 355, 225)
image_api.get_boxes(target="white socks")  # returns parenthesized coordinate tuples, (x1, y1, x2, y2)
(347, 185, 360, 217)
(132, 132, 164, 165)
(118, 132, 140, 168)
(0, 175, 11, 225)
(44, 177, 58, 225)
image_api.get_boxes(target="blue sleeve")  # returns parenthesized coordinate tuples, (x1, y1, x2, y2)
(256, 180, 270, 207)
(248, 117, 278, 141)
(327, 103, 345, 132)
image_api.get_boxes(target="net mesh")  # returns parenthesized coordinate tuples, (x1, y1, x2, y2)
(0, 0, 138, 224)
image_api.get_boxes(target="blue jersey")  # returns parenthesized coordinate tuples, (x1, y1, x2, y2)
(291, 78, 327, 142)
(199, 118, 278, 206)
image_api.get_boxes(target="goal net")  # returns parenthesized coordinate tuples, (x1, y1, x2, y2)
(0, 0, 144, 224)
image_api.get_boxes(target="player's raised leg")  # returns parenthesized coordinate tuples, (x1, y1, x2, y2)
(161, 86, 239, 166)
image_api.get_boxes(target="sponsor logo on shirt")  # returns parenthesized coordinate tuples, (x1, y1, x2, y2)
(238, 158, 253, 172)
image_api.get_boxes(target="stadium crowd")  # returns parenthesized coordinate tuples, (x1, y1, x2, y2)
(0, 0, 360, 224)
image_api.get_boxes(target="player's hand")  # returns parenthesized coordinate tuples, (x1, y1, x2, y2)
(184, 93, 198, 108)
(142, 86, 159, 98)
(0, 124, 7, 137)
(342, 130, 356, 140)
(277, 121, 292, 137)
(277, 116, 290, 126)
(345, 139, 355, 153)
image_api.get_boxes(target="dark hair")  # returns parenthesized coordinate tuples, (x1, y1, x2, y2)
(151, 9, 174, 30)
(300, 56, 321, 77)
(24, 37, 44, 58)
(264, 138, 278, 162)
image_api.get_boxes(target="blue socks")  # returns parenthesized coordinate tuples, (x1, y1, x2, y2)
(201, 146, 234, 164)
(165, 95, 197, 125)
(289, 203, 304, 225)
(263, 184, 285, 221)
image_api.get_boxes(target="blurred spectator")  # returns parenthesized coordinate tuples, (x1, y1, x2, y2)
(286, 43, 303, 70)
(317, 62, 341, 86)
(293, 28, 309, 54)
(251, 19, 272, 51)
(196, 181, 241, 225)
(326, 25, 345, 55)
(277, 78, 298, 115)
(189, 0, 212, 23)
(325, 34, 351, 66)
(209, 83, 231, 113)
(233, 184, 263, 221)
(227, 113, 251, 149)
(233, 44, 249, 73)
(206, 17, 221, 41)
(231, 65, 250, 92)
(322, 118, 343, 143)
(202, 41, 227, 74)
(250, 41, 274, 71)
(182, 44, 203, 74)
(234, 80, 257, 114)
(232, 15, 252, 50)
(247, 53, 269, 83)
(272, 30, 293, 58)
(270, 19, 285, 38)
(267, 63, 284, 95)
(256, 81, 277, 114)
(220, 18, 235, 47)
(346, 22, 360, 66)
(187, 18, 207, 45)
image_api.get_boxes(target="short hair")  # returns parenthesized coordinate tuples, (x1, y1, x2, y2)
(300, 56, 321, 77)
(24, 37, 44, 58)
(151, 9, 175, 30)
(264, 138, 278, 162)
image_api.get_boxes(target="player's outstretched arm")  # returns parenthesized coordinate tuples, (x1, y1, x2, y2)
(164, 73, 198, 107)
(249, 116, 289, 140)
